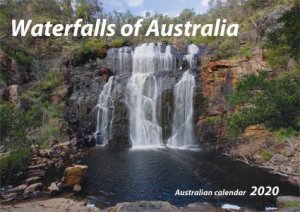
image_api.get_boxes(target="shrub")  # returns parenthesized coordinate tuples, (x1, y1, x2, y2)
(0, 147, 31, 176)
(227, 70, 300, 137)
(265, 3, 300, 67)
(110, 38, 125, 48)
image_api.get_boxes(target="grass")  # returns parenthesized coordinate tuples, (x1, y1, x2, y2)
(261, 149, 272, 161)
(282, 201, 300, 208)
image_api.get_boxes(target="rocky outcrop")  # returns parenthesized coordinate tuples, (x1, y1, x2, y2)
(196, 49, 270, 146)
(229, 125, 300, 185)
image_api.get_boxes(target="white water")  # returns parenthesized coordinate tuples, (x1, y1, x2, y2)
(118, 47, 132, 75)
(167, 71, 195, 147)
(95, 76, 115, 145)
(184, 44, 200, 68)
(127, 43, 177, 148)
(96, 43, 199, 148)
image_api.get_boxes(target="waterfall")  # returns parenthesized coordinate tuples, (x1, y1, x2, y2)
(167, 71, 196, 147)
(95, 76, 115, 145)
(126, 43, 177, 148)
(183, 44, 200, 68)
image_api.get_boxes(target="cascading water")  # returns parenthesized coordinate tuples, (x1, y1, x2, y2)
(183, 44, 200, 68)
(126, 43, 177, 148)
(95, 76, 115, 145)
(167, 71, 196, 147)
(95, 43, 199, 148)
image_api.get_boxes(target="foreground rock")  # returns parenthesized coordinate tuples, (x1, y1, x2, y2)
(0, 197, 99, 212)
(104, 201, 232, 212)
(59, 165, 88, 187)
(3, 198, 300, 212)
(277, 196, 300, 208)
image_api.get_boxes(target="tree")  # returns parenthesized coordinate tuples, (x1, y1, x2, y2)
(75, 0, 102, 22)
(265, 2, 300, 66)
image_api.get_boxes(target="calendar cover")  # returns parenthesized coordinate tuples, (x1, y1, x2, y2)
(0, 0, 299, 211)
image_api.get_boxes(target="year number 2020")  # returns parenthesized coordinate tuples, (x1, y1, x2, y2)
(250, 186, 279, 196)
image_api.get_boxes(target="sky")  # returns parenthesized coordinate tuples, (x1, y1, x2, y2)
(101, 0, 211, 17)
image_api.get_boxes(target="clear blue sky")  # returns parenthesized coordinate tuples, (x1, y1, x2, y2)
(102, 0, 211, 17)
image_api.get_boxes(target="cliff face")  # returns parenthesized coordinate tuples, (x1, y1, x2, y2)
(196, 49, 270, 146)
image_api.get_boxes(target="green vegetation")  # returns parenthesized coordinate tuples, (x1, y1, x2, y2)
(282, 201, 300, 208)
(0, 71, 67, 177)
(261, 149, 272, 161)
(0, 148, 31, 177)
(227, 70, 300, 138)
(110, 38, 125, 48)
(70, 39, 106, 65)
(265, 2, 300, 68)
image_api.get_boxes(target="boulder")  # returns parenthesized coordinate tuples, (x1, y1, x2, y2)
(60, 165, 88, 187)
(24, 182, 43, 194)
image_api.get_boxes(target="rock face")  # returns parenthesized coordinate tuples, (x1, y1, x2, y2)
(60, 165, 88, 187)
(196, 49, 270, 145)
(64, 47, 133, 148)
